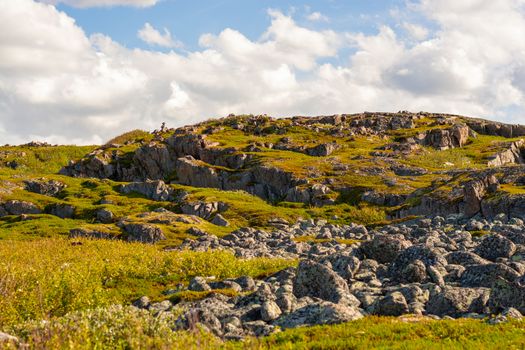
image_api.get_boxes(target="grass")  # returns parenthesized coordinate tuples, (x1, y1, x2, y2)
(0, 238, 296, 330)
(8, 312, 525, 349)
(234, 317, 525, 350)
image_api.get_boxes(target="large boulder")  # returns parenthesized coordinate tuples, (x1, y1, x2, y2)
(463, 175, 499, 217)
(460, 263, 521, 288)
(274, 301, 362, 329)
(47, 203, 75, 219)
(122, 223, 166, 243)
(4, 200, 41, 215)
(388, 245, 447, 283)
(119, 180, 173, 201)
(422, 124, 470, 150)
(175, 156, 221, 188)
(426, 287, 490, 317)
(371, 291, 409, 316)
(181, 201, 221, 220)
(293, 260, 359, 307)
(360, 234, 412, 264)
(489, 278, 525, 314)
(474, 234, 516, 261)
(24, 179, 65, 196)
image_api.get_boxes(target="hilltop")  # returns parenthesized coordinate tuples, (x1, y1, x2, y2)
(1, 112, 525, 348)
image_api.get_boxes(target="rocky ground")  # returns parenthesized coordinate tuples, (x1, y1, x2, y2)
(131, 213, 525, 340)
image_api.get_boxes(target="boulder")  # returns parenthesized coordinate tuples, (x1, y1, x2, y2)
(474, 234, 516, 261)
(293, 260, 359, 307)
(96, 208, 114, 223)
(306, 143, 338, 157)
(371, 292, 409, 316)
(489, 278, 525, 314)
(426, 287, 490, 317)
(69, 228, 116, 240)
(260, 300, 282, 321)
(122, 223, 166, 243)
(119, 180, 173, 201)
(360, 234, 412, 264)
(388, 245, 447, 283)
(4, 200, 41, 215)
(460, 263, 520, 288)
(181, 201, 220, 220)
(274, 301, 363, 329)
(47, 203, 75, 219)
(211, 214, 230, 227)
(188, 277, 211, 292)
(24, 179, 65, 196)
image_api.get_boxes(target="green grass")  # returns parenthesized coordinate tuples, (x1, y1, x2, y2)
(8, 313, 525, 349)
(0, 238, 296, 330)
(233, 317, 525, 350)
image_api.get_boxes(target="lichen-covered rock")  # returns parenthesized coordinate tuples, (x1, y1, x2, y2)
(69, 228, 116, 240)
(426, 287, 490, 317)
(474, 234, 516, 261)
(47, 203, 75, 219)
(4, 200, 41, 215)
(360, 234, 412, 263)
(211, 214, 230, 227)
(188, 277, 211, 292)
(24, 179, 65, 196)
(371, 291, 409, 316)
(119, 180, 173, 201)
(122, 223, 166, 243)
(489, 278, 525, 314)
(460, 263, 520, 288)
(274, 301, 363, 329)
(293, 260, 359, 307)
(260, 300, 281, 321)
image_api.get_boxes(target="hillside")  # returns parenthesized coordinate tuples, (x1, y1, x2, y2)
(1, 112, 525, 348)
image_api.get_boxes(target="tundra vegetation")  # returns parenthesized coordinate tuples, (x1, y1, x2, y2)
(1, 112, 525, 349)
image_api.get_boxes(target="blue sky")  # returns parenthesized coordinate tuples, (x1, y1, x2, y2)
(0, 0, 524, 144)
(58, 1, 406, 51)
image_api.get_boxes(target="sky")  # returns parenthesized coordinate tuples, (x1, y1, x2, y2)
(1, 0, 525, 145)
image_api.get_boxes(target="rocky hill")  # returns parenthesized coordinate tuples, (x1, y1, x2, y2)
(2, 112, 525, 347)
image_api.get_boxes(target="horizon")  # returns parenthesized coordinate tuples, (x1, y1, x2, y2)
(1, 0, 525, 145)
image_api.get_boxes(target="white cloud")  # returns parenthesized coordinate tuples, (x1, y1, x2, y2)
(402, 22, 429, 40)
(306, 11, 329, 22)
(138, 23, 182, 48)
(39, 0, 158, 8)
(1, 0, 525, 145)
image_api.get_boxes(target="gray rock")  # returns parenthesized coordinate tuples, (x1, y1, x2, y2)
(4, 200, 41, 215)
(274, 301, 363, 329)
(188, 277, 211, 292)
(132, 296, 151, 309)
(474, 234, 516, 261)
(211, 213, 230, 227)
(69, 228, 116, 240)
(293, 260, 359, 307)
(24, 179, 65, 196)
(120, 180, 173, 201)
(427, 287, 490, 317)
(47, 203, 75, 219)
(360, 234, 412, 264)
(123, 223, 166, 243)
(372, 291, 409, 316)
(96, 208, 114, 223)
(261, 300, 282, 321)
(489, 278, 525, 314)
(461, 263, 520, 288)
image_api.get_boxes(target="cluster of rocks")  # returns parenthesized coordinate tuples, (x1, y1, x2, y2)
(138, 214, 525, 339)
(176, 219, 369, 259)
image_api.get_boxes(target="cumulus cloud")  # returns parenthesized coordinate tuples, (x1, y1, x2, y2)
(306, 11, 329, 22)
(39, 0, 158, 8)
(138, 23, 182, 48)
(402, 22, 429, 40)
(1, 0, 525, 145)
